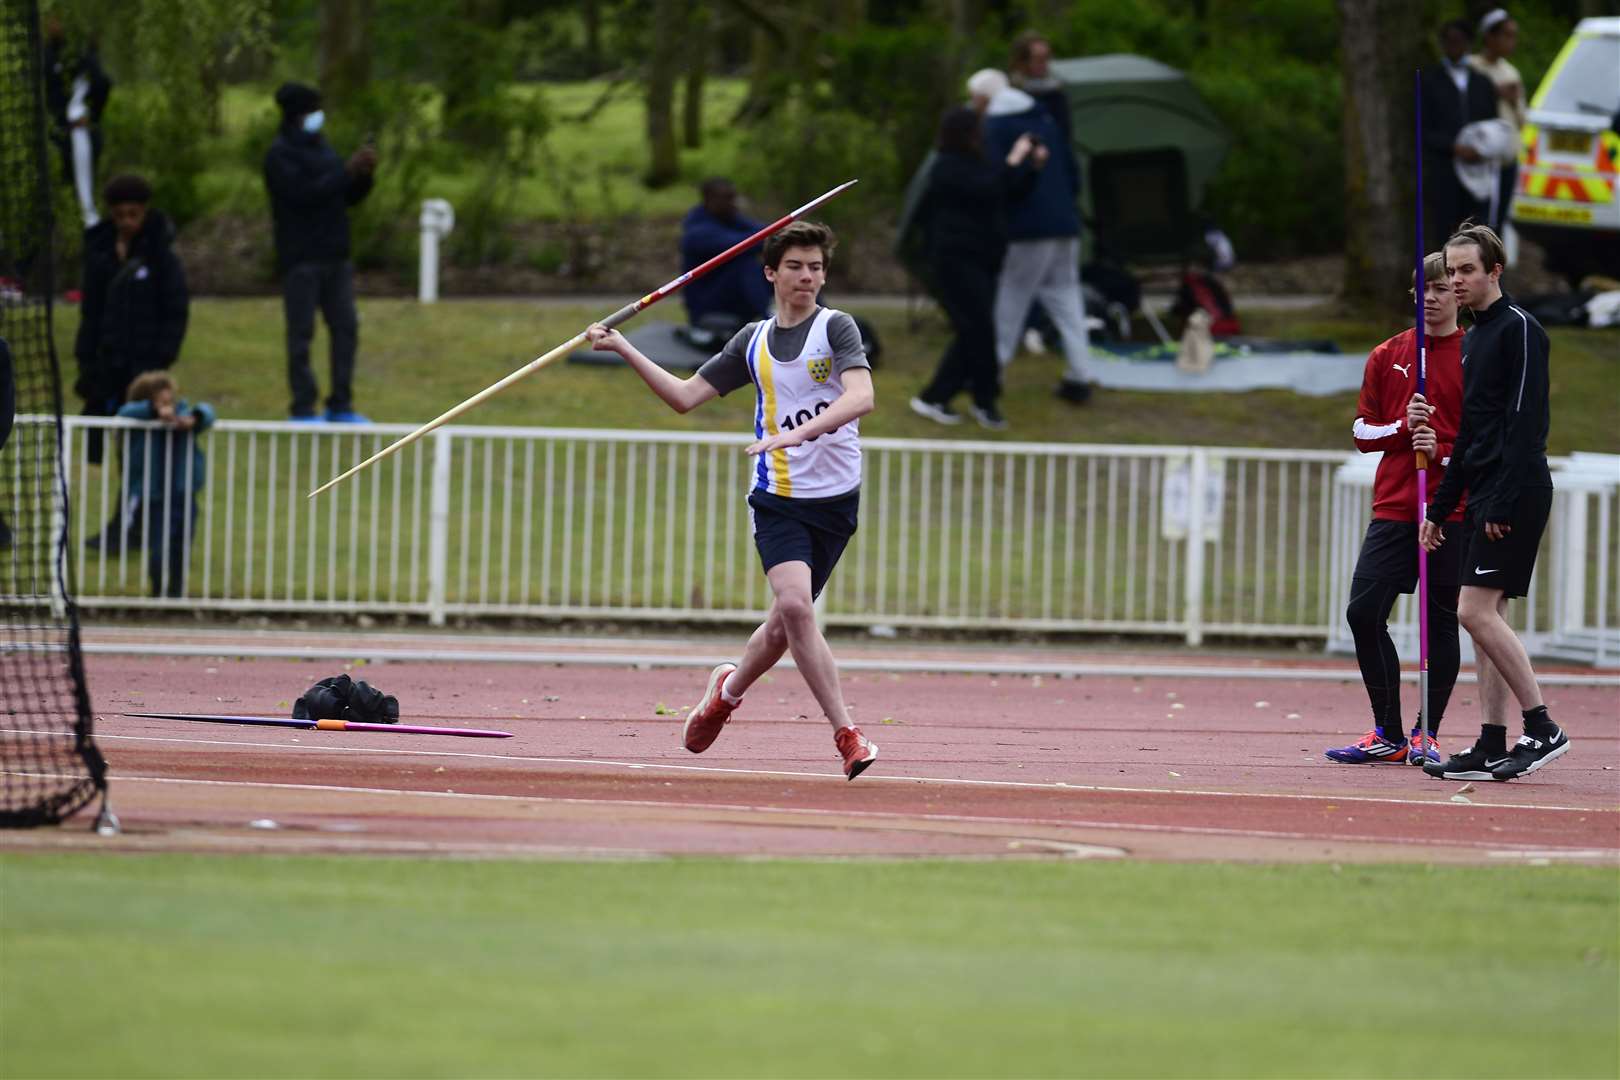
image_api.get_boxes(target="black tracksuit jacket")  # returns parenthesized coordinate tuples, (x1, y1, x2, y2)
(74, 210, 190, 406)
(263, 124, 374, 272)
(1428, 292, 1553, 526)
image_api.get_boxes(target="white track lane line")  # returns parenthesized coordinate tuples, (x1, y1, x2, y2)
(15, 727, 1615, 815)
(76, 641, 1620, 685)
(12, 770, 1615, 857)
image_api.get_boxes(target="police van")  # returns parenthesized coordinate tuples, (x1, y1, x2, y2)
(1512, 17, 1620, 285)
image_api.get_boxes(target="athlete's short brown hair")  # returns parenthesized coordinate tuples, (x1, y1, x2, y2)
(763, 220, 836, 270)
(1444, 222, 1506, 273)
(1409, 251, 1447, 301)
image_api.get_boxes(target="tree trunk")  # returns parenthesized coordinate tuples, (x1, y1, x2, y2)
(318, 0, 372, 113)
(645, 0, 683, 186)
(934, 0, 985, 104)
(680, 6, 710, 149)
(1337, 0, 1426, 312)
(583, 0, 602, 73)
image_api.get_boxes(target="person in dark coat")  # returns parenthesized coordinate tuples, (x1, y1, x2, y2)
(1420, 19, 1500, 252)
(679, 177, 774, 333)
(42, 15, 111, 229)
(263, 82, 377, 423)
(75, 174, 189, 482)
(908, 107, 1043, 431)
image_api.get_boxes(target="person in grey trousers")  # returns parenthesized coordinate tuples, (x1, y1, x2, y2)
(970, 67, 1094, 405)
(263, 82, 377, 423)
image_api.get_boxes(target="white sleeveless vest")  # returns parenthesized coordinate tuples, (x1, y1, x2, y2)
(745, 308, 862, 499)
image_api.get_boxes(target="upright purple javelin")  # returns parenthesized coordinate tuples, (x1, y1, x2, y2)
(1414, 70, 1432, 753)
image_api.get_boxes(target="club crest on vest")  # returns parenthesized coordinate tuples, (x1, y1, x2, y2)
(807, 353, 832, 384)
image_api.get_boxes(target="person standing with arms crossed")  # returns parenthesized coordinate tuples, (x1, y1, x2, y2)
(1420, 224, 1567, 781)
(585, 221, 880, 779)
(1325, 253, 1467, 767)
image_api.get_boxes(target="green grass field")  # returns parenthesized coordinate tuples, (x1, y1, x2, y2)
(2, 854, 1616, 1078)
(51, 299, 1620, 452)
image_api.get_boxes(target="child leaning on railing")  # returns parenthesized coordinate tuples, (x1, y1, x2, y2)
(116, 371, 214, 597)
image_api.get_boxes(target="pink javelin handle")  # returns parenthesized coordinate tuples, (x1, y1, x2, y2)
(596, 179, 859, 329)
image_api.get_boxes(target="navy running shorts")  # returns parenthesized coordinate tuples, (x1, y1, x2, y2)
(748, 488, 859, 600)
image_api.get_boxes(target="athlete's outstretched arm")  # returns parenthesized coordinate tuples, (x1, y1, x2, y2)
(586, 324, 718, 414)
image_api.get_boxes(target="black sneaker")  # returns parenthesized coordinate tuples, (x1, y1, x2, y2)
(1423, 741, 1511, 781)
(1056, 379, 1093, 404)
(1491, 728, 1571, 781)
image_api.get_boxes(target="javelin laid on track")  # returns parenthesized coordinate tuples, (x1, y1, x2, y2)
(123, 711, 514, 738)
(308, 178, 860, 498)
(1413, 71, 1432, 754)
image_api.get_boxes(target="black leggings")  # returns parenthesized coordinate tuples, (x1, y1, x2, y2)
(919, 254, 1000, 410)
(1346, 576, 1460, 735)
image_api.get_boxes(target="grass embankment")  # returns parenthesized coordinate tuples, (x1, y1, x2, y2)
(52, 299, 1620, 451)
(3, 854, 1616, 1077)
(201, 81, 755, 223)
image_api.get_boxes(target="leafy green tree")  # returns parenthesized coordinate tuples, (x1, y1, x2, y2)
(45, 0, 273, 224)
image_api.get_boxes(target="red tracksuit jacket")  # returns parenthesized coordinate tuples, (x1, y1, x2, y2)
(1352, 325, 1467, 522)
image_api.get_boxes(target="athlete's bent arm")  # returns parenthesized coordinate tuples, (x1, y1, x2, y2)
(746, 368, 874, 456)
(586, 324, 719, 414)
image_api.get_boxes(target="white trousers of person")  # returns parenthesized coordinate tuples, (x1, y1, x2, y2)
(67, 77, 99, 228)
(993, 235, 1091, 384)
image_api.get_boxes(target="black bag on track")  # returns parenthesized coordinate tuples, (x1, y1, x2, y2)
(292, 674, 399, 724)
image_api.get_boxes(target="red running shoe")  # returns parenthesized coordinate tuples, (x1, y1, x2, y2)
(835, 725, 879, 780)
(682, 662, 738, 753)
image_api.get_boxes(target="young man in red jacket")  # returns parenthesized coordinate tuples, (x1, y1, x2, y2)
(1326, 253, 1468, 765)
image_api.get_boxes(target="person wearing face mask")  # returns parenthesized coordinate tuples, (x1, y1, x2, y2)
(264, 82, 378, 423)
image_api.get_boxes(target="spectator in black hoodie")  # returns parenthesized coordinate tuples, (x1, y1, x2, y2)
(74, 173, 189, 551)
(908, 107, 1043, 431)
(75, 174, 189, 459)
(264, 82, 377, 423)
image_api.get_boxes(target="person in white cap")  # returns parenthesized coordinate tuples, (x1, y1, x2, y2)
(1470, 9, 1525, 233)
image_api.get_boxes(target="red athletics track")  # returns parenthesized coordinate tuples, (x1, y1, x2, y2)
(4, 644, 1616, 864)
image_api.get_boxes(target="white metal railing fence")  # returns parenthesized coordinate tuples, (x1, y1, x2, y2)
(13, 416, 1617, 659)
(1326, 451, 1619, 666)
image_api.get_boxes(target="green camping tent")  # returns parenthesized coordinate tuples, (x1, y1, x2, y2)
(1054, 54, 1231, 221)
(896, 54, 1231, 279)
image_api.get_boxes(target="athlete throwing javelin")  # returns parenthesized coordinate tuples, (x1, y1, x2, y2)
(586, 221, 880, 779)
(1420, 223, 1568, 782)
